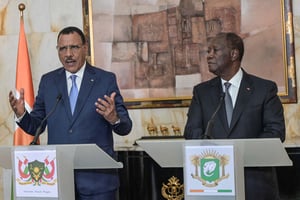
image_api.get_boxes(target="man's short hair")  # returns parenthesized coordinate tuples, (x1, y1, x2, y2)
(57, 26, 86, 44)
(215, 32, 244, 61)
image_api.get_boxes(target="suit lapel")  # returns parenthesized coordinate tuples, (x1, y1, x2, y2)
(54, 65, 97, 124)
(229, 72, 253, 132)
(210, 78, 229, 132)
(54, 68, 73, 119)
(71, 64, 96, 122)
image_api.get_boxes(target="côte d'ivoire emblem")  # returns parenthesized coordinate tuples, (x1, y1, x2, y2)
(190, 149, 230, 187)
(16, 156, 57, 186)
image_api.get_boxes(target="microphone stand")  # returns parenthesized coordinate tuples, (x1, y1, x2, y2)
(202, 93, 225, 139)
(30, 94, 62, 145)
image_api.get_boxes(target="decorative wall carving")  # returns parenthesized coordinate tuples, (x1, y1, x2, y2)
(83, 0, 296, 108)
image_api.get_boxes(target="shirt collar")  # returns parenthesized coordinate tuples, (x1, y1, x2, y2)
(65, 61, 86, 79)
(221, 68, 243, 88)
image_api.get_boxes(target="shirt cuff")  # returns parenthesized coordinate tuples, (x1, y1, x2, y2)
(15, 111, 26, 122)
(111, 118, 120, 125)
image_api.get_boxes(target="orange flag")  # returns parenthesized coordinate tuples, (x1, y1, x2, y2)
(13, 14, 35, 145)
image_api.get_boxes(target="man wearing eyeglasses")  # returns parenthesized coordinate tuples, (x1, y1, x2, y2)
(9, 26, 132, 200)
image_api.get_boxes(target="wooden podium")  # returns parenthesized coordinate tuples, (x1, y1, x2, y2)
(137, 138, 292, 200)
(0, 144, 123, 200)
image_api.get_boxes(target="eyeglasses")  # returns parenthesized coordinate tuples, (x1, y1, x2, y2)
(56, 45, 83, 53)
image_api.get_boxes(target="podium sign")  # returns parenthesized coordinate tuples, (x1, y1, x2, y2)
(14, 148, 58, 198)
(184, 145, 235, 197)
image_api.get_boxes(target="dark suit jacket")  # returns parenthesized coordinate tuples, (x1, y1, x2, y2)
(184, 69, 285, 200)
(19, 63, 132, 196)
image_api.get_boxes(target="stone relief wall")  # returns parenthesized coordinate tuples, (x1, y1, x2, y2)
(90, 0, 289, 107)
(92, 0, 243, 100)
(89, 0, 292, 141)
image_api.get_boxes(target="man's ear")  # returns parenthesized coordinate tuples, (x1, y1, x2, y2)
(231, 49, 239, 61)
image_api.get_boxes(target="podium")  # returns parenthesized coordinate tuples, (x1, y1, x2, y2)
(136, 138, 292, 200)
(0, 144, 123, 200)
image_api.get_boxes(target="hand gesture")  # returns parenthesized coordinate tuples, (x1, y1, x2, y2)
(95, 92, 119, 124)
(9, 88, 26, 118)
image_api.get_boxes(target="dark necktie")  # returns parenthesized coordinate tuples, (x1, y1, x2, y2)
(69, 75, 78, 114)
(224, 82, 233, 126)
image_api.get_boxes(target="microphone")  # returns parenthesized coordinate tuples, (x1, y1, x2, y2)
(202, 93, 225, 139)
(30, 94, 62, 145)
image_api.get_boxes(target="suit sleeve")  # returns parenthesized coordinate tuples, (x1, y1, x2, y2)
(108, 73, 132, 136)
(18, 75, 48, 135)
(260, 81, 285, 142)
(184, 86, 204, 139)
